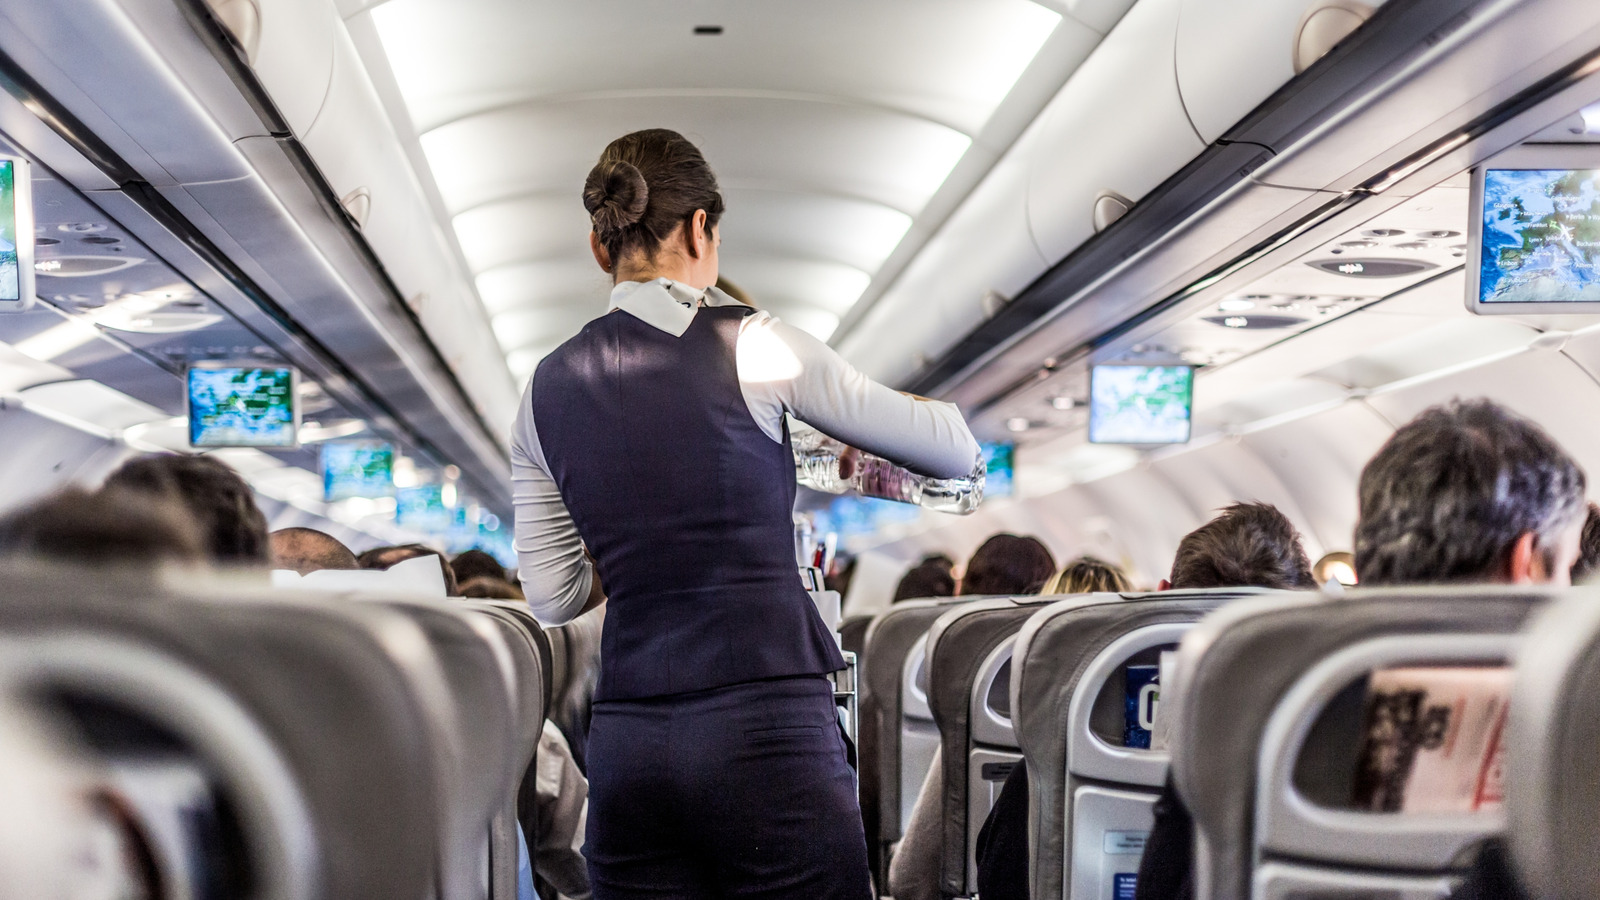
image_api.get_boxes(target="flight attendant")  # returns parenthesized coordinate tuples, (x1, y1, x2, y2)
(512, 128, 979, 899)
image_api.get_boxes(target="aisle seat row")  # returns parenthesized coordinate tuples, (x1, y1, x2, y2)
(0, 563, 558, 900)
(858, 584, 1600, 899)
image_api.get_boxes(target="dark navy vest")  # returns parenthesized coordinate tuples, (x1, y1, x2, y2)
(531, 304, 846, 701)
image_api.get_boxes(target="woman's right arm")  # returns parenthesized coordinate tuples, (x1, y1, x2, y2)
(736, 313, 980, 478)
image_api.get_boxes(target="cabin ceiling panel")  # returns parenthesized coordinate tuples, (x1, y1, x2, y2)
(371, 0, 1062, 136)
(420, 95, 973, 217)
(717, 189, 913, 275)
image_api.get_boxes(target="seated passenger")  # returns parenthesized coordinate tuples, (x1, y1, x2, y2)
(358, 543, 460, 596)
(268, 527, 358, 575)
(459, 576, 525, 600)
(968, 506, 1311, 900)
(103, 454, 270, 568)
(959, 533, 1057, 596)
(1137, 400, 1586, 900)
(888, 534, 1059, 900)
(892, 554, 956, 603)
(1040, 555, 1134, 595)
(451, 548, 511, 588)
(0, 486, 205, 571)
(1571, 503, 1600, 585)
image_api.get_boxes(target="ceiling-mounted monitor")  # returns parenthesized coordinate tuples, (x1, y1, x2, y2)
(187, 364, 299, 448)
(1088, 364, 1194, 445)
(322, 440, 394, 502)
(980, 442, 1015, 499)
(1468, 145, 1600, 314)
(0, 157, 35, 312)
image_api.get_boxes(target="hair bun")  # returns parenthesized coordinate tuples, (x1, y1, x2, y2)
(583, 160, 649, 235)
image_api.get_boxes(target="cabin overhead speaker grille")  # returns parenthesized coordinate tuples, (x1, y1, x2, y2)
(1307, 258, 1437, 278)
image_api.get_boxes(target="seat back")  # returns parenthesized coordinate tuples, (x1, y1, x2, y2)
(0, 563, 448, 899)
(463, 602, 550, 900)
(1505, 586, 1600, 900)
(860, 596, 970, 884)
(1172, 586, 1549, 900)
(1011, 588, 1259, 900)
(924, 596, 1054, 897)
(356, 596, 520, 900)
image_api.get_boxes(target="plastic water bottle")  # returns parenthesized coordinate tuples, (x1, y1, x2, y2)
(791, 423, 985, 514)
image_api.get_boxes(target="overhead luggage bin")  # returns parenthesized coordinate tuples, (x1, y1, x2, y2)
(859, 596, 971, 886)
(922, 596, 1056, 898)
(1026, 0, 1203, 266)
(0, 563, 451, 899)
(1505, 587, 1600, 900)
(1176, 0, 1386, 145)
(1171, 587, 1550, 900)
(1010, 588, 1264, 900)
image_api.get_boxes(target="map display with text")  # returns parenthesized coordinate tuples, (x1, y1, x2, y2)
(1480, 168, 1600, 305)
(323, 440, 395, 501)
(1090, 365, 1193, 445)
(188, 366, 297, 447)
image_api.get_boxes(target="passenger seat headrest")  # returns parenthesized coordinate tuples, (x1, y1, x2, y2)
(271, 554, 448, 597)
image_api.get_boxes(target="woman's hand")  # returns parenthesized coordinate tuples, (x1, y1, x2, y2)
(838, 446, 862, 481)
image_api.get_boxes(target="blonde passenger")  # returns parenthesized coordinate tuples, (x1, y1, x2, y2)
(1040, 556, 1132, 595)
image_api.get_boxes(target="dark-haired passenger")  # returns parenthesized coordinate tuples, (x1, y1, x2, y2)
(892, 554, 956, 603)
(1574, 504, 1600, 585)
(961, 533, 1056, 596)
(269, 527, 358, 575)
(452, 548, 509, 587)
(890, 534, 1060, 900)
(1135, 400, 1586, 900)
(0, 486, 205, 571)
(958, 505, 1315, 900)
(103, 454, 270, 567)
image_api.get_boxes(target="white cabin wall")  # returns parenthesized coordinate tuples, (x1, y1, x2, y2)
(0, 407, 133, 515)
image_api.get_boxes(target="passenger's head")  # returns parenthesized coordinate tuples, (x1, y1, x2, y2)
(450, 548, 507, 586)
(584, 129, 724, 287)
(1164, 502, 1315, 591)
(960, 534, 1056, 596)
(459, 576, 525, 600)
(892, 554, 957, 602)
(358, 544, 459, 596)
(1042, 556, 1133, 595)
(1568, 504, 1600, 585)
(1354, 399, 1587, 586)
(103, 454, 269, 567)
(269, 527, 357, 575)
(0, 487, 205, 571)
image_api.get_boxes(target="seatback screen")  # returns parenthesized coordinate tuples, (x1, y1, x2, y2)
(187, 365, 298, 448)
(1088, 365, 1194, 445)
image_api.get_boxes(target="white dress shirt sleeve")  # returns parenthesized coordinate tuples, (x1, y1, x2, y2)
(735, 312, 981, 479)
(510, 376, 594, 625)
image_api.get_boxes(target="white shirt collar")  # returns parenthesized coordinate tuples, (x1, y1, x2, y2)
(608, 278, 744, 337)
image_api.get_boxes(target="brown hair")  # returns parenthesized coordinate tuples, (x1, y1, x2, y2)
(583, 129, 725, 270)
(960, 534, 1056, 596)
(1168, 501, 1314, 590)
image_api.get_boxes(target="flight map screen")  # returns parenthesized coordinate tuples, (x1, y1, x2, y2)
(1089, 365, 1193, 445)
(322, 440, 395, 501)
(1478, 168, 1600, 306)
(187, 366, 298, 448)
(0, 161, 21, 302)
